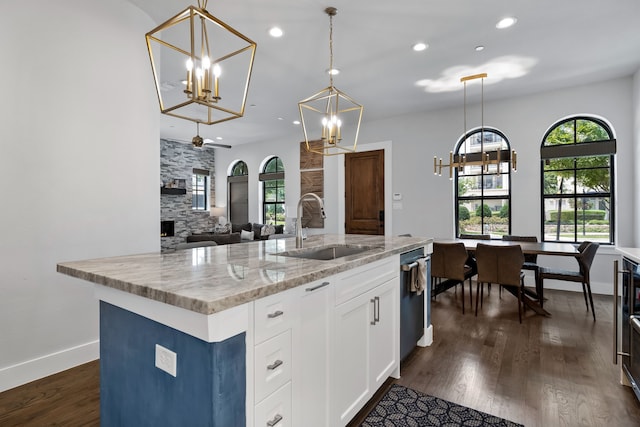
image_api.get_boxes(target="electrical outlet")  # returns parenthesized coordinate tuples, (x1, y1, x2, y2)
(155, 344, 177, 377)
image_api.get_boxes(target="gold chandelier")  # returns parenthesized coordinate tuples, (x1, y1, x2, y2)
(146, 0, 256, 125)
(434, 73, 517, 179)
(298, 7, 363, 156)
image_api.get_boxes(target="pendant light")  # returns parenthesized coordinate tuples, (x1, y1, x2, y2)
(434, 73, 517, 179)
(298, 7, 363, 156)
(146, 0, 257, 126)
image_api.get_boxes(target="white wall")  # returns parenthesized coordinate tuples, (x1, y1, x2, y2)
(215, 139, 339, 233)
(0, 0, 159, 392)
(218, 77, 637, 295)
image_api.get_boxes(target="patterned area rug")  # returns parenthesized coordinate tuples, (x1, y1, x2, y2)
(361, 384, 523, 427)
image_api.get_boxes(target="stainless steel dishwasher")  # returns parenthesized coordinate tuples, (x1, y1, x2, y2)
(400, 248, 429, 362)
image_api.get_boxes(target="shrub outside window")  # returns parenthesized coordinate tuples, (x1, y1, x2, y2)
(541, 117, 615, 244)
(455, 128, 512, 238)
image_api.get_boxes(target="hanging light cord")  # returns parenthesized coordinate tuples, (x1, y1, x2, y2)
(326, 7, 336, 87)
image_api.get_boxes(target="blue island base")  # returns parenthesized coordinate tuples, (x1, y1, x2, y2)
(100, 301, 246, 426)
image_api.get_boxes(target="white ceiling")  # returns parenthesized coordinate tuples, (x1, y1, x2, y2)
(130, 0, 640, 147)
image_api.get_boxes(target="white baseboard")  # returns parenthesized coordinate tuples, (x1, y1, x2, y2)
(418, 324, 434, 347)
(541, 279, 611, 296)
(0, 340, 99, 393)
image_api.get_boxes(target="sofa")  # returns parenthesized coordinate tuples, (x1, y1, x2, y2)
(184, 222, 290, 247)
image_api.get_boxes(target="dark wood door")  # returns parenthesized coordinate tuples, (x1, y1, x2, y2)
(345, 149, 384, 235)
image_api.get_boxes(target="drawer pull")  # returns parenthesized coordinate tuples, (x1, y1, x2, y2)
(267, 414, 283, 426)
(267, 359, 283, 370)
(306, 281, 330, 292)
(267, 310, 284, 319)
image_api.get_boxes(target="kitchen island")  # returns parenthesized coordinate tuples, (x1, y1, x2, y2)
(57, 234, 432, 426)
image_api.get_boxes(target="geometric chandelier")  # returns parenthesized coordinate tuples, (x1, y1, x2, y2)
(434, 73, 517, 179)
(298, 7, 363, 156)
(145, 0, 257, 125)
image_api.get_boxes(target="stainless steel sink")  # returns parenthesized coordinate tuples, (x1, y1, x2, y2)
(275, 244, 375, 261)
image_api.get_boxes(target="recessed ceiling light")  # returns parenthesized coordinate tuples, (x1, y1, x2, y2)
(277, 117, 284, 121)
(327, 68, 340, 75)
(412, 42, 428, 52)
(216, 137, 223, 140)
(496, 17, 517, 29)
(475, 45, 485, 52)
(293, 120, 301, 125)
(269, 27, 283, 37)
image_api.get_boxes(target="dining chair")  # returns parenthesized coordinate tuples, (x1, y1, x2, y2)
(459, 233, 491, 287)
(431, 242, 476, 314)
(538, 241, 600, 321)
(502, 235, 541, 303)
(475, 243, 526, 323)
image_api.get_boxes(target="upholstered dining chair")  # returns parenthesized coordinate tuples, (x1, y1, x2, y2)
(502, 235, 541, 303)
(475, 243, 526, 323)
(459, 233, 491, 284)
(538, 241, 600, 321)
(431, 242, 476, 314)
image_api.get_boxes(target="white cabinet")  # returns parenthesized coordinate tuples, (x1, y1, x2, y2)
(293, 280, 332, 427)
(250, 255, 399, 427)
(330, 257, 399, 426)
(369, 279, 398, 389)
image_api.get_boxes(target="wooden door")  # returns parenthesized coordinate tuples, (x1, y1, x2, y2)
(345, 149, 384, 235)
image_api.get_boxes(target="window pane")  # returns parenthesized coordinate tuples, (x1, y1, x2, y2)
(576, 119, 610, 142)
(575, 197, 611, 243)
(264, 204, 276, 223)
(232, 161, 247, 176)
(265, 188, 276, 202)
(575, 155, 609, 169)
(576, 167, 610, 193)
(482, 173, 508, 196)
(458, 176, 481, 197)
(545, 121, 574, 145)
(543, 198, 575, 241)
(543, 171, 575, 195)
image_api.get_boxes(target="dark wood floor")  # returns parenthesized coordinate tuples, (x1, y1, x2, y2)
(349, 287, 640, 427)
(0, 359, 99, 426)
(2, 288, 640, 426)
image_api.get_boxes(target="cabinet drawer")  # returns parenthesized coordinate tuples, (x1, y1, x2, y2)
(255, 329, 292, 404)
(254, 382, 292, 427)
(334, 256, 399, 306)
(254, 289, 295, 344)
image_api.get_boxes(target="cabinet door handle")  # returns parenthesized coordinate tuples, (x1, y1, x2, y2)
(370, 298, 376, 325)
(267, 310, 284, 319)
(306, 281, 330, 292)
(374, 296, 380, 323)
(267, 359, 283, 370)
(267, 414, 283, 426)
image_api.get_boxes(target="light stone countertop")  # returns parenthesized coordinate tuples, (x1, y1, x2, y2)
(616, 247, 640, 264)
(57, 234, 431, 315)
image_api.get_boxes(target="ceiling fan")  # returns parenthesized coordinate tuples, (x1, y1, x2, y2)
(166, 123, 232, 149)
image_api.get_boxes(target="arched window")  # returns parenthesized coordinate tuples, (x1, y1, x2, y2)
(260, 157, 285, 225)
(540, 116, 615, 244)
(455, 128, 512, 238)
(227, 160, 248, 224)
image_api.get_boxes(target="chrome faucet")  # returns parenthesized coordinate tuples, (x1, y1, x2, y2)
(296, 192, 326, 248)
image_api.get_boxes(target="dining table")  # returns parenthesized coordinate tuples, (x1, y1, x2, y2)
(434, 238, 579, 316)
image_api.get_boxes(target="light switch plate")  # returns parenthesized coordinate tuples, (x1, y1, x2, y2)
(155, 344, 177, 377)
